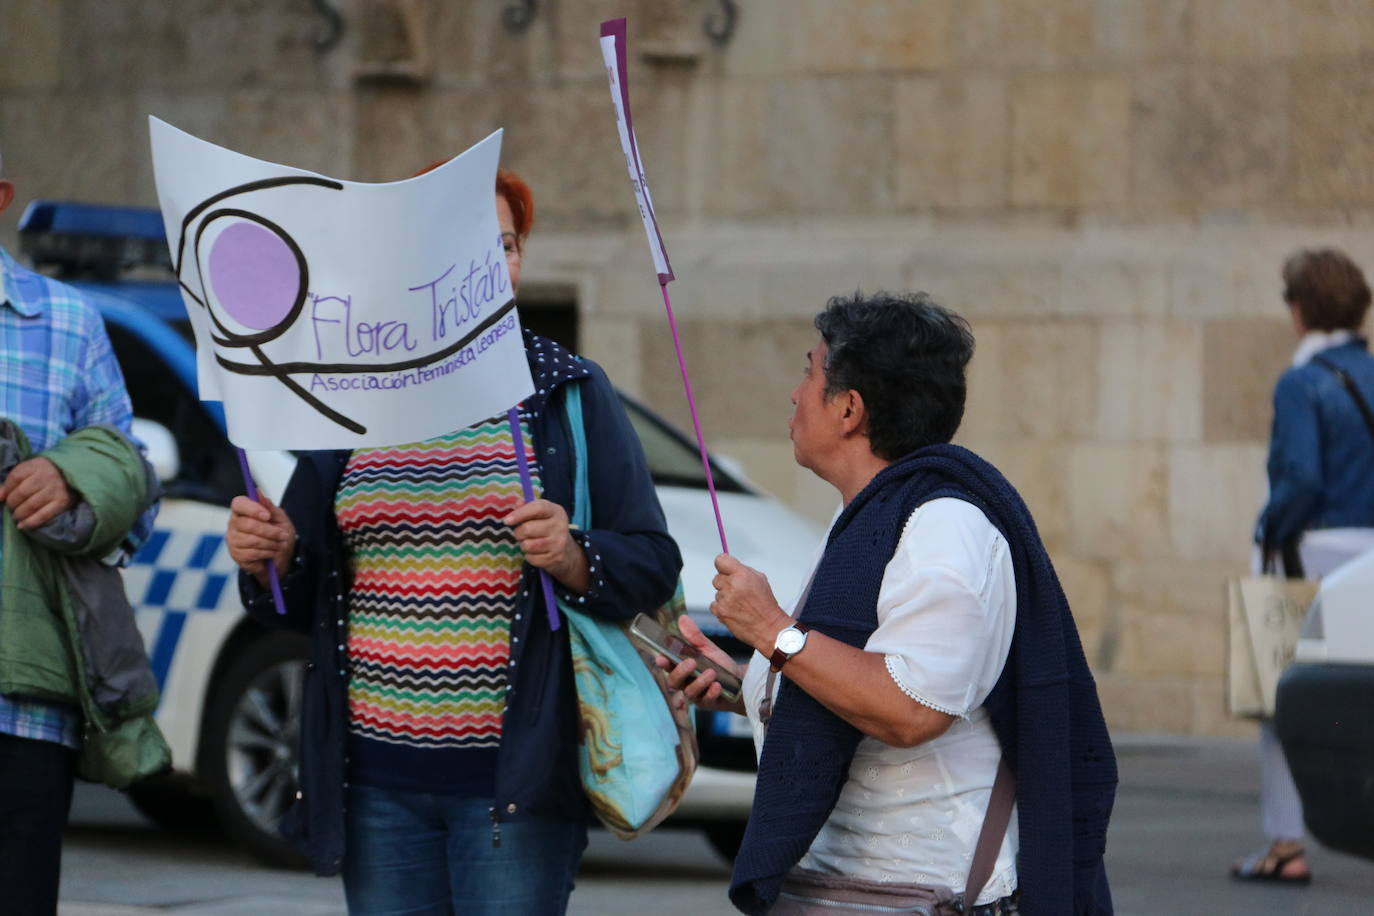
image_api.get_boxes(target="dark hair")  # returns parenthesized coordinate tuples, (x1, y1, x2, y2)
(1281, 247, 1371, 331)
(814, 291, 975, 460)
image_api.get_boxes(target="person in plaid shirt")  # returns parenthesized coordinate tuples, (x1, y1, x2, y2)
(0, 150, 153, 915)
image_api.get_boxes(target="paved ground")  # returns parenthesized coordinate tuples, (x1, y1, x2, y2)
(59, 735, 1374, 915)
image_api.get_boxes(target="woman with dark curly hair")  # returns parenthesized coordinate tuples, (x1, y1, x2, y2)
(663, 292, 1116, 916)
(225, 167, 681, 915)
(1232, 247, 1374, 886)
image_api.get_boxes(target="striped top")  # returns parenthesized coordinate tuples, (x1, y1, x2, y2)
(337, 413, 537, 792)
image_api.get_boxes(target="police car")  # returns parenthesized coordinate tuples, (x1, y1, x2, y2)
(18, 200, 820, 864)
(1275, 547, 1374, 863)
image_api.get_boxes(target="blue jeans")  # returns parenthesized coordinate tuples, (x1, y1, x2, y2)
(342, 784, 587, 916)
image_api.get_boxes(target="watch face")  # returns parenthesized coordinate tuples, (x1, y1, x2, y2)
(777, 627, 807, 655)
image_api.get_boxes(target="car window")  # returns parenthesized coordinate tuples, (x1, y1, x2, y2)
(619, 398, 746, 493)
(104, 321, 242, 504)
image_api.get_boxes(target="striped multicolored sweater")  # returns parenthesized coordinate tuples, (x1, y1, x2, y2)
(336, 413, 538, 793)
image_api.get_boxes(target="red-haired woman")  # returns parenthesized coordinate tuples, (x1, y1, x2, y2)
(226, 168, 680, 914)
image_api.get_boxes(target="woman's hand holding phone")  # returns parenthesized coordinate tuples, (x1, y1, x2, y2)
(656, 615, 747, 716)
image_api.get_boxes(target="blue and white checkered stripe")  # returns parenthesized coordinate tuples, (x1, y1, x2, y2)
(124, 528, 237, 691)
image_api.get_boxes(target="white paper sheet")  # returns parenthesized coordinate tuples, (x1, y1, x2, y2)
(149, 117, 533, 450)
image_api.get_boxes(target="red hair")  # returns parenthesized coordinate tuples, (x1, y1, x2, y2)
(413, 160, 535, 242)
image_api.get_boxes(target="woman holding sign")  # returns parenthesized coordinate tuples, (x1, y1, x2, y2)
(226, 168, 681, 915)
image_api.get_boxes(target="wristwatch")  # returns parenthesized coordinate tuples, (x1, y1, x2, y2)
(770, 622, 811, 672)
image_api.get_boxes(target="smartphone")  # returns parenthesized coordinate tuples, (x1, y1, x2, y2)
(629, 613, 742, 702)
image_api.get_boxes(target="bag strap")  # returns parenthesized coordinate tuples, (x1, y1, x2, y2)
(963, 757, 1016, 908)
(1311, 354, 1374, 444)
(561, 382, 591, 530)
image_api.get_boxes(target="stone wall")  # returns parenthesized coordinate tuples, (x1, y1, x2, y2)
(5, 0, 1374, 735)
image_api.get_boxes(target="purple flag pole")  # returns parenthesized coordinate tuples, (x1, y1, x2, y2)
(508, 407, 561, 630)
(235, 447, 286, 615)
(659, 282, 729, 554)
(600, 17, 728, 554)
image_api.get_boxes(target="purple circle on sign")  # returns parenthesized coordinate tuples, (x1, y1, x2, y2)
(207, 220, 301, 331)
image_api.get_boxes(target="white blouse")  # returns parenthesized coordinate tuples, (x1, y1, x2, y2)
(741, 498, 1018, 904)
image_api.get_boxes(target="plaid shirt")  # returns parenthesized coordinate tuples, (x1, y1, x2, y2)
(0, 246, 151, 748)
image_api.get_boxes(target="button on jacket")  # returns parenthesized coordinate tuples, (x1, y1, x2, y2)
(239, 334, 681, 875)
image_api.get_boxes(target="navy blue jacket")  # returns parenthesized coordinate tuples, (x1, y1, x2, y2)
(239, 333, 682, 875)
(1258, 338, 1374, 547)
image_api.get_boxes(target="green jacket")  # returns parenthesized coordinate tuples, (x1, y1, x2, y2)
(0, 422, 170, 787)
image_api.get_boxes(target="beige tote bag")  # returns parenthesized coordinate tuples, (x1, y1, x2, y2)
(1226, 574, 1318, 718)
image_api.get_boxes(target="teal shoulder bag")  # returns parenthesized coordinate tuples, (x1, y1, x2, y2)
(559, 382, 698, 839)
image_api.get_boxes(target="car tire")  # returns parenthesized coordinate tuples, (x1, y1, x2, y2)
(705, 822, 747, 861)
(200, 631, 311, 869)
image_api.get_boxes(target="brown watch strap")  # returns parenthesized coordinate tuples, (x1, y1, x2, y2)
(769, 621, 811, 672)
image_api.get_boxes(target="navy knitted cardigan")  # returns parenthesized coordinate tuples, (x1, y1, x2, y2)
(730, 444, 1116, 916)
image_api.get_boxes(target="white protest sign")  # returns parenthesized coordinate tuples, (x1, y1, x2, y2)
(600, 18, 674, 284)
(149, 117, 532, 450)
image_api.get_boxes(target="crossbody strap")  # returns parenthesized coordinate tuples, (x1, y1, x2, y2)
(1312, 354, 1374, 444)
(963, 757, 1016, 907)
(561, 382, 591, 530)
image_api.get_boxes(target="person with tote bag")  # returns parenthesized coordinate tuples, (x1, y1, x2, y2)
(1231, 247, 1374, 885)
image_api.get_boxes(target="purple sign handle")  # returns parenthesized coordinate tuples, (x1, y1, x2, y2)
(507, 407, 561, 631)
(235, 448, 287, 615)
(659, 282, 729, 554)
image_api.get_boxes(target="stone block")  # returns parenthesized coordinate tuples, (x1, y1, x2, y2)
(353, 85, 517, 182)
(906, 259, 1063, 319)
(1202, 318, 1293, 441)
(1290, 0, 1374, 57)
(61, 0, 328, 92)
(1097, 321, 1203, 442)
(555, 0, 650, 82)
(1133, 67, 1291, 212)
(955, 438, 1073, 552)
(895, 75, 1008, 211)
(718, 0, 793, 77)
(1111, 561, 1234, 678)
(428, 0, 560, 88)
(1058, 257, 1169, 318)
(1093, 0, 1191, 63)
(757, 261, 909, 321)
(0, 0, 61, 91)
(709, 76, 896, 216)
(1294, 68, 1374, 206)
(962, 319, 1098, 441)
(1068, 443, 1171, 560)
(1189, 679, 1257, 738)
(1192, 0, 1294, 62)
(952, 0, 1097, 69)
(639, 316, 816, 440)
(577, 317, 643, 397)
(1010, 74, 1131, 209)
(1168, 259, 1250, 320)
(789, 0, 952, 74)
(1048, 554, 1112, 662)
(0, 94, 140, 206)
(1169, 444, 1267, 564)
(1096, 674, 1197, 734)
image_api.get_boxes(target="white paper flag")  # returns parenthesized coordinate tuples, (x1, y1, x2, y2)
(149, 117, 532, 450)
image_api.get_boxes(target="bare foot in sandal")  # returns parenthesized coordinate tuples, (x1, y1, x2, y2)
(1230, 840, 1312, 885)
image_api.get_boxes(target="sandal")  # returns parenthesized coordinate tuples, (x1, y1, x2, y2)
(1230, 843, 1312, 885)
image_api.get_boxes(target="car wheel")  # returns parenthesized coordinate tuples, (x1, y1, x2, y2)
(705, 822, 747, 861)
(201, 631, 311, 869)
